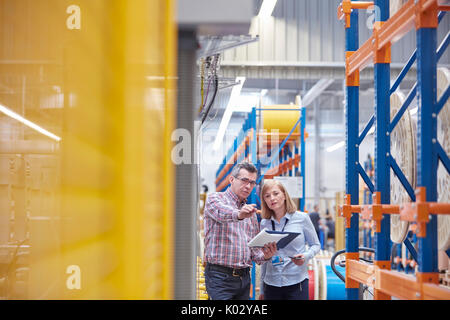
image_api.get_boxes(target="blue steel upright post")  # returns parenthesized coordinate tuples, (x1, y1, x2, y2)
(300, 106, 306, 211)
(249, 107, 258, 300)
(373, 0, 392, 300)
(249, 107, 258, 205)
(416, 3, 439, 283)
(344, 5, 359, 300)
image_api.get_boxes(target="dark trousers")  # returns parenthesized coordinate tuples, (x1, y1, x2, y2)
(264, 279, 309, 300)
(205, 264, 251, 300)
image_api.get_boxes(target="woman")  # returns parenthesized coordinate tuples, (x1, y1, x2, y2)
(259, 179, 320, 300)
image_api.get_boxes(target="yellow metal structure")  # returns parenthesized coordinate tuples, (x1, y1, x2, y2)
(260, 105, 301, 134)
(0, 0, 176, 299)
(335, 192, 346, 252)
(196, 257, 208, 300)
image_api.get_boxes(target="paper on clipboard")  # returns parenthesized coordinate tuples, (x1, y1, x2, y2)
(248, 228, 288, 247)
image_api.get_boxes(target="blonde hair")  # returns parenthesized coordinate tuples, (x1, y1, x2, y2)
(260, 179, 297, 219)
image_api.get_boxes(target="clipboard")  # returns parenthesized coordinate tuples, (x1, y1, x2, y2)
(248, 228, 300, 249)
(247, 229, 288, 248)
(266, 230, 300, 250)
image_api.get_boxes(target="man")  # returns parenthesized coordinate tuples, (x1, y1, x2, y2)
(309, 205, 321, 239)
(203, 162, 277, 300)
(325, 212, 335, 250)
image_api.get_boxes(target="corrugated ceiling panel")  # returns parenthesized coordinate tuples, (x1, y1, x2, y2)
(222, 0, 449, 65)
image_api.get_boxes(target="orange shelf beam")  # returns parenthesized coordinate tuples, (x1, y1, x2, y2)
(347, 37, 374, 77)
(261, 154, 301, 180)
(216, 154, 251, 192)
(339, 187, 450, 237)
(215, 131, 253, 185)
(342, 188, 449, 236)
(257, 133, 301, 137)
(399, 187, 450, 237)
(338, 0, 374, 27)
(345, 260, 450, 300)
(346, 0, 440, 76)
(376, 0, 416, 49)
(375, 269, 420, 300)
(346, 259, 375, 287)
(360, 192, 399, 232)
(339, 194, 361, 228)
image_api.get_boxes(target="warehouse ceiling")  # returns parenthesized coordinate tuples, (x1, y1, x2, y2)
(196, 0, 449, 135)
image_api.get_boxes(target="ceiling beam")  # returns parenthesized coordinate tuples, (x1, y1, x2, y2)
(301, 79, 334, 107)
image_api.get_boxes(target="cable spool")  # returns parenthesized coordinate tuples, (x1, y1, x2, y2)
(260, 105, 301, 134)
(390, 91, 415, 243)
(312, 258, 320, 300)
(308, 268, 315, 300)
(406, 68, 450, 250)
(318, 259, 327, 300)
(318, 259, 346, 300)
(325, 264, 346, 300)
(437, 67, 450, 251)
(258, 105, 301, 148)
(258, 104, 301, 158)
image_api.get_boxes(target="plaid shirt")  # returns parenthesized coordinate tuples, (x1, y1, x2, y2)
(203, 187, 266, 269)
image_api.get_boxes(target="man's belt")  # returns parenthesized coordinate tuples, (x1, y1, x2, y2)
(207, 263, 250, 277)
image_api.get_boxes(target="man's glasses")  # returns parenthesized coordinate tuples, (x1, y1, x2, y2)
(235, 177, 257, 187)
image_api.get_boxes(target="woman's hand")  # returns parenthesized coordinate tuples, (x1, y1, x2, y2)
(290, 253, 305, 266)
(262, 242, 277, 260)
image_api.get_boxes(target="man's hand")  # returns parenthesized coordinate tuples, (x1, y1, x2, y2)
(262, 242, 277, 260)
(238, 204, 257, 220)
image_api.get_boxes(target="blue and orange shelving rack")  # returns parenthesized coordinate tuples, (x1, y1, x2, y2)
(338, 0, 450, 299)
(215, 106, 307, 211)
(214, 105, 307, 299)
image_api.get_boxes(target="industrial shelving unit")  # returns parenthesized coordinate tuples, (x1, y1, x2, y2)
(214, 105, 307, 299)
(338, 0, 450, 300)
(215, 106, 307, 210)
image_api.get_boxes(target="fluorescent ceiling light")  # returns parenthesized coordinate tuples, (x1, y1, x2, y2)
(258, 0, 278, 18)
(326, 141, 345, 153)
(213, 77, 246, 151)
(0, 104, 61, 141)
